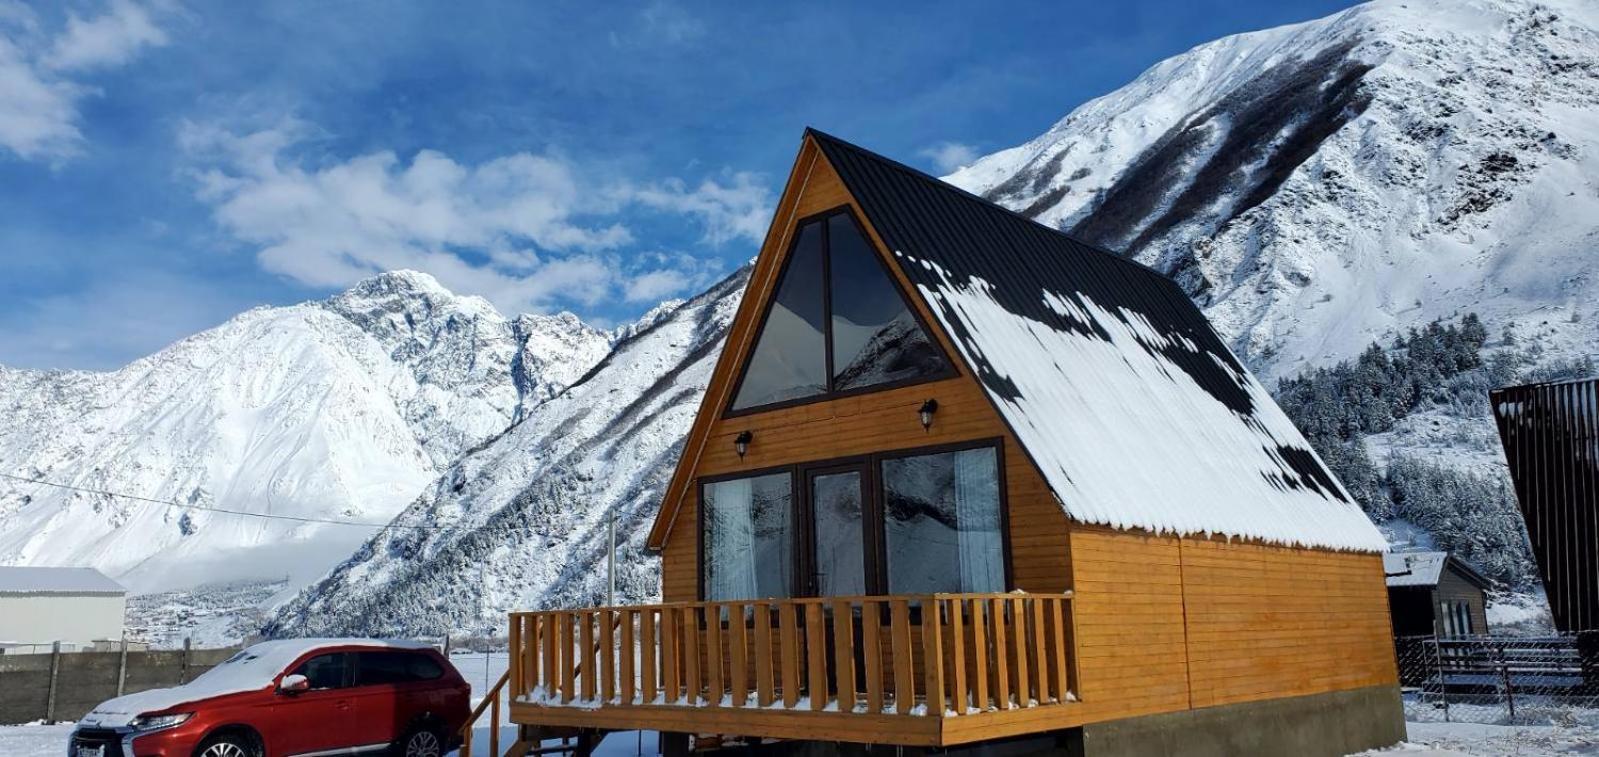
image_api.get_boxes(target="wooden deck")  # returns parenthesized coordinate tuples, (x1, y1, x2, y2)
(505, 592, 1080, 747)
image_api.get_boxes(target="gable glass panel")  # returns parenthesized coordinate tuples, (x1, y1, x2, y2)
(827, 214, 947, 390)
(881, 446, 1003, 594)
(702, 472, 794, 601)
(730, 222, 827, 411)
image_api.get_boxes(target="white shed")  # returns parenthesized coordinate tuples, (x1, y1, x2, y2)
(0, 567, 127, 652)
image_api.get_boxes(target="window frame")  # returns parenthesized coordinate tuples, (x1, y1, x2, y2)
(696, 437, 1012, 601)
(696, 465, 800, 604)
(723, 205, 957, 418)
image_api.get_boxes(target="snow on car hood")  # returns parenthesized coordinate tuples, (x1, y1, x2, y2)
(78, 638, 432, 727)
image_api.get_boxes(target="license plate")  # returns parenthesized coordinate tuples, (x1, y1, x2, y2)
(75, 745, 104, 757)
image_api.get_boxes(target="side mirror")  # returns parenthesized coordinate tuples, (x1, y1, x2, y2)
(278, 674, 310, 695)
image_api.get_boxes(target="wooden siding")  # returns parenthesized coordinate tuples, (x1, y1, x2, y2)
(659, 145, 1071, 603)
(1435, 567, 1490, 635)
(1068, 525, 1397, 722)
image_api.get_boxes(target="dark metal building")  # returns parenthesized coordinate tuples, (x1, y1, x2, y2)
(1491, 376, 1599, 633)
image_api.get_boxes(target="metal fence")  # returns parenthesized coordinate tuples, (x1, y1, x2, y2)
(1396, 635, 1599, 725)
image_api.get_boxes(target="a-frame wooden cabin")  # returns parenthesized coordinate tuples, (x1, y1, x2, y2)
(499, 130, 1403, 756)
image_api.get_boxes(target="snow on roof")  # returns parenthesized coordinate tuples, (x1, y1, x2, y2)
(0, 566, 125, 596)
(1384, 552, 1448, 587)
(1384, 551, 1491, 589)
(811, 129, 1388, 552)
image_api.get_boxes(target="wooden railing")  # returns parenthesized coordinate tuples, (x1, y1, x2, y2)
(508, 592, 1075, 718)
(460, 669, 510, 757)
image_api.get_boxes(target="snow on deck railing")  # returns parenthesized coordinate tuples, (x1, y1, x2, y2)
(506, 593, 1077, 719)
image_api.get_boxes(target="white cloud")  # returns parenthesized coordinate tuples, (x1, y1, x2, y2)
(0, 0, 166, 161)
(44, 0, 166, 71)
(182, 120, 769, 315)
(919, 141, 980, 174)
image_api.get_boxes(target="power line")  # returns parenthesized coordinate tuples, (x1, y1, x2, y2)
(0, 472, 442, 531)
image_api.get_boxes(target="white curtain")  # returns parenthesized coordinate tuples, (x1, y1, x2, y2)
(954, 448, 1003, 592)
(707, 478, 759, 601)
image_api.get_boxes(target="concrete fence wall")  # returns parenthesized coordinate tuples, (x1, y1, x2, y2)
(0, 643, 239, 725)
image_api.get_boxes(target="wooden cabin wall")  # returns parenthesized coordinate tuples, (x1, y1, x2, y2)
(1068, 526, 1398, 723)
(658, 149, 1072, 603)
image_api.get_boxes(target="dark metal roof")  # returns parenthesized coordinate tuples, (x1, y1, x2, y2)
(807, 128, 1383, 550)
(1491, 376, 1599, 632)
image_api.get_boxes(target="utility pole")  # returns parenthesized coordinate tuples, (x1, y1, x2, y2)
(607, 512, 617, 607)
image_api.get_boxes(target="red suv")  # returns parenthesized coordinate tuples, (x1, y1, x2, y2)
(71, 639, 470, 757)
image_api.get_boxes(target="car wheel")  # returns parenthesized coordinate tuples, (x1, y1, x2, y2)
(194, 732, 259, 757)
(398, 725, 444, 757)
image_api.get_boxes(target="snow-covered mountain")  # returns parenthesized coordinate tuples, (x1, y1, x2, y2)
(0, 271, 610, 596)
(948, 0, 1599, 381)
(266, 268, 746, 637)
(269, 0, 1599, 637)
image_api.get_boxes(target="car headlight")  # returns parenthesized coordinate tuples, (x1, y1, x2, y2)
(129, 712, 192, 732)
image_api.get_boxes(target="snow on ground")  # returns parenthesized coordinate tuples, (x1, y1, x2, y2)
(1354, 721, 1599, 755)
(5, 711, 1598, 757)
(0, 723, 74, 757)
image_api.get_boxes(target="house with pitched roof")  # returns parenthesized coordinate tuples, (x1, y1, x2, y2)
(480, 130, 1403, 757)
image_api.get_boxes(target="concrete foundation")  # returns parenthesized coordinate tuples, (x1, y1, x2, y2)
(1070, 685, 1405, 757)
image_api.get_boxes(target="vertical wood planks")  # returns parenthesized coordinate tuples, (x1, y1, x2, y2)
(780, 603, 800, 708)
(923, 600, 945, 716)
(1046, 598, 1067, 703)
(580, 611, 596, 701)
(832, 600, 857, 712)
(890, 599, 913, 714)
(705, 604, 725, 707)
(754, 602, 775, 707)
(496, 592, 1078, 723)
(600, 609, 616, 703)
(989, 598, 1010, 709)
(661, 607, 679, 704)
(510, 613, 522, 698)
(862, 600, 884, 714)
(1030, 599, 1048, 704)
(543, 612, 558, 697)
(559, 612, 575, 704)
(683, 606, 702, 705)
(524, 615, 539, 700)
(805, 602, 828, 711)
(1009, 598, 1029, 707)
(642, 608, 659, 703)
(730, 603, 750, 707)
(948, 599, 967, 714)
(970, 599, 989, 711)
(620, 609, 636, 704)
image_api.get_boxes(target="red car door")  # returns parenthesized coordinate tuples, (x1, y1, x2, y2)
(270, 651, 360, 756)
(348, 651, 408, 748)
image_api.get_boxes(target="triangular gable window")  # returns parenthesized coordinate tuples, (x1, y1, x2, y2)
(730, 209, 950, 413)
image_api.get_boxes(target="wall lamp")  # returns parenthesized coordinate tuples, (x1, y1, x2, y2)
(919, 399, 939, 430)
(734, 430, 754, 459)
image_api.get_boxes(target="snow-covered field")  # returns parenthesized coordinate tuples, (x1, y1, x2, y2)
(5, 717, 1598, 757)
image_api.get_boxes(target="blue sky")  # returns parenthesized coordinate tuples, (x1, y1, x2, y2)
(0, 0, 1358, 370)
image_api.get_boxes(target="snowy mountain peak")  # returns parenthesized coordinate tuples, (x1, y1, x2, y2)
(948, 0, 1599, 379)
(0, 272, 613, 598)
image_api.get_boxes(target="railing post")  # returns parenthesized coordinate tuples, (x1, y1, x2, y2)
(180, 637, 192, 684)
(923, 599, 946, 715)
(490, 689, 501, 757)
(510, 613, 522, 700)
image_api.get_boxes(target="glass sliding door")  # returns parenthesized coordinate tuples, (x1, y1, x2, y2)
(880, 445, 1005, 594)
(701, 472, 795, 601)
(805, 465, 869, 597)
